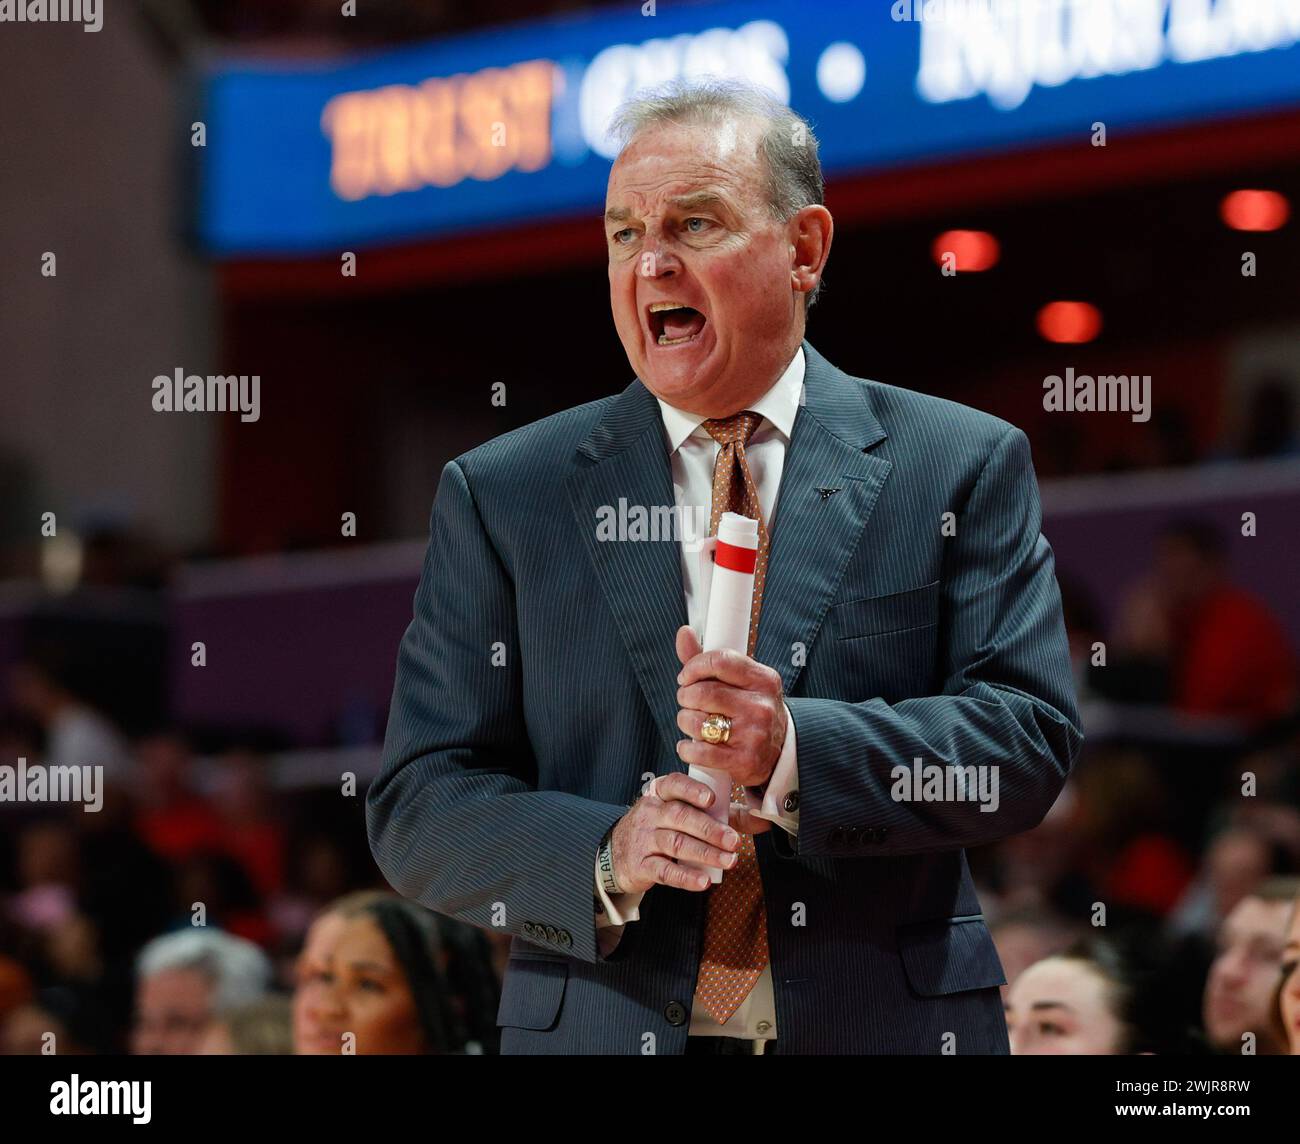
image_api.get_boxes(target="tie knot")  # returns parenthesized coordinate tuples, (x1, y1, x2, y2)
(703, 410, 762, 446)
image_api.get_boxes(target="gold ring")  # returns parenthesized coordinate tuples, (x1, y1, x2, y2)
(700, 713, 731, 745)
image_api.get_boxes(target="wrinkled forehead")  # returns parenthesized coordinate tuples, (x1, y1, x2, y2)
(606, 115, 767, 210)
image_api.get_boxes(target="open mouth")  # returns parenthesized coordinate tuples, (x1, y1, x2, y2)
(647, 301, 707, 347)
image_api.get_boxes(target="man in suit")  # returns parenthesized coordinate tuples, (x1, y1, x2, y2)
(366, 78, 1083, 1055)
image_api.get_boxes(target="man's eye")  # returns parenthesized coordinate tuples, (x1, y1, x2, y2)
(684, 217, 712, 233)
(613, 228, 636, 245)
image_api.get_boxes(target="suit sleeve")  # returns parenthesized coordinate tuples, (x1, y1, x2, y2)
(366, 459, 630, 964)
(780, 425, 1083, 859)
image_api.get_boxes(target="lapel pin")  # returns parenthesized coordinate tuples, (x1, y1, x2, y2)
(816, 487, 843, 501)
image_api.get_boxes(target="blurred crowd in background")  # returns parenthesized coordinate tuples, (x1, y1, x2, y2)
(0, 512, 1297, 1054)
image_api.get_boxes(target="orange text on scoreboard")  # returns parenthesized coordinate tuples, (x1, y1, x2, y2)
(320, 58, 557, 200)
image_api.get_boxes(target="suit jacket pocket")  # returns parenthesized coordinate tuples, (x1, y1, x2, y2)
(831, 580, 940, 640)
(496, 957, 569, 1030)
(897, 914, 1006, 997)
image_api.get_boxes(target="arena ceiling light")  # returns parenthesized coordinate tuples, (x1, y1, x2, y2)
(1219, 189, 1291, 232)
(1036, 301, 1103, 345)
(931, 229, 1000, 273)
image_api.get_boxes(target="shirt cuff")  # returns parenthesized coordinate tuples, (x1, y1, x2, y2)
(743, 704, 800, 836)
(594, 850, 645, 928)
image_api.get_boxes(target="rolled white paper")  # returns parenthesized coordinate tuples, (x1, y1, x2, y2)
(687, 511, 759, 883)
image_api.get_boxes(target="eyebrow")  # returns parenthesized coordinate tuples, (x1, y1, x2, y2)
(1029, 1001, 1074, 1013)
(348, 960, 393, 974)
(603, 191, 731, 226)
(668, 191, 728, 213)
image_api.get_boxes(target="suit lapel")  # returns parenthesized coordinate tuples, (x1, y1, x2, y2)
(754, 342, 892, 696)
(566, 380, 688, 761)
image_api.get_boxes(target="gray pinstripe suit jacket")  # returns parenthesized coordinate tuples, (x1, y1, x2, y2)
(366, 340, 1083, 1054)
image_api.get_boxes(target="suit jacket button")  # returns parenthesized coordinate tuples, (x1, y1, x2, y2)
(664, 1001, 688, 1026)
(843, 826, 859, 845)
(558, 930, 572, 947)
(522, 922, 536, 937)
(829, 827, 845, 846)
(545, 925, 559, 943)
(876, 827, 888, 842)
(782, 790, 800, 813)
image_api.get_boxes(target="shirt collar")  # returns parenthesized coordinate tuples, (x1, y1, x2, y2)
(655, 345, 805, 455)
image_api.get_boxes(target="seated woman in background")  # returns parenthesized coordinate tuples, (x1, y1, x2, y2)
(1006, 934, 1202, 1055)
(1277, 892, 1300, 1054)
(293, 890, 498, 1055)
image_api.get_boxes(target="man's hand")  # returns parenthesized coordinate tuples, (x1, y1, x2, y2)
(674, 625, 787, 791)
(609, 773, 742, 894)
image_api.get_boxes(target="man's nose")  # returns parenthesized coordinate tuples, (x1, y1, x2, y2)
(1216, 950, 1247, 982)
(639, 233, 682, 278)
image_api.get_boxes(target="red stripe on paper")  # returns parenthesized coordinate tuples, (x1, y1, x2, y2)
(715, 540, 757, 574)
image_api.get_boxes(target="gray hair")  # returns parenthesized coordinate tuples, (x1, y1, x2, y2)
(608, 78, 826, 309)
(135, 929, 272, 1014)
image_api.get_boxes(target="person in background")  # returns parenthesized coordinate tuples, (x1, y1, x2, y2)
(130, 928, 271, 1054)
(210, 746, 285, 901)
(7, 819, 80, 936)
(267, 833, 360, 951)
(1007, 936, 1197, 1055)
(133, 729, 223, 864)
(1075, 749, 1193, 918)
(1202, 876, 1299, 1055)
(171, 851, 271, 949)
(8, 657, 130, 778)
(1114, 521, 1296, 725)
(197, 994, 293, 1055)
(293, 890, 498, 1055)
(1168, 825, 1285, 940)
(1277, 892, 1300, 1054)
(2, 995, 83, 1055)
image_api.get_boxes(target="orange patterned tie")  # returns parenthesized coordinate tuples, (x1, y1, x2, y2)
(692, 410, 771, 1025)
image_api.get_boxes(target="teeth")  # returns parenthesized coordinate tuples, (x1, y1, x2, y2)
(649, 301, 701, 346)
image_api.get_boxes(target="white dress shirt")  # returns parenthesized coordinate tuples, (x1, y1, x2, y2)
(593, 346, 806, 1042)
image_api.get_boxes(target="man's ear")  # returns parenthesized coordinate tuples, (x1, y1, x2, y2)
(791, 204, 833, 299)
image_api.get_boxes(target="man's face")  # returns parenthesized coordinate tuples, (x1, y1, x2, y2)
(1203, 896, 1291, 1051)
(130, 967, 215, 1054)
(604, 117, 814, 415)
